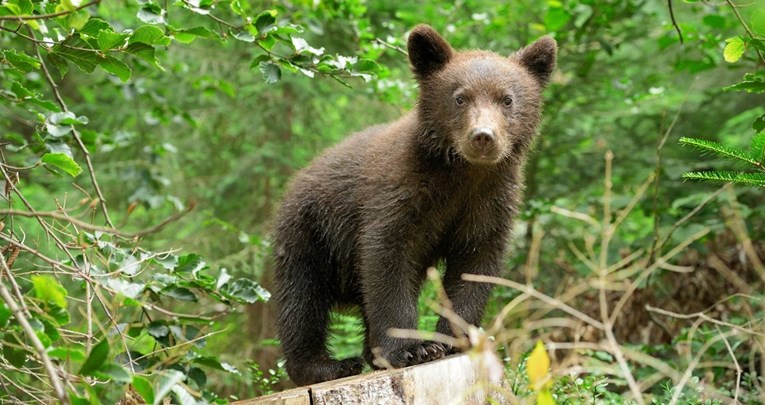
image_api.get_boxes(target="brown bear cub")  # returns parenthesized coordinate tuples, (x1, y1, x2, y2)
(272, 25, 556, 386)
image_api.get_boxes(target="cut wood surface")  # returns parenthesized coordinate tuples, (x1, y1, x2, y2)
(234, 354, 507, 405)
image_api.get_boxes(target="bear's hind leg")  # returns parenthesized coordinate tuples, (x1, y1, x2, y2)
(274, 242, 363, 386)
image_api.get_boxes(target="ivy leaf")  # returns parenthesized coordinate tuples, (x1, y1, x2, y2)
(41, 153, 83, 177)
(79, 339, 109, 376)
(31, 275, 68, 309)
(724, 37, 745, 63)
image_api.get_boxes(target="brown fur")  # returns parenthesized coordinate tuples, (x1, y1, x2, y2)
(271, 25, 557, 386)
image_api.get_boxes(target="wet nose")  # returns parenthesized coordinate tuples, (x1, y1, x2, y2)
(470, 127, 495, 152)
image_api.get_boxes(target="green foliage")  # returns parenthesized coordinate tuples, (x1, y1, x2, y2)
(2, 0, 764, 403)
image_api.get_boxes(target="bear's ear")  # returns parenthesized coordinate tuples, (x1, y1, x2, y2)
(407, 25, 454, 79)
(516, 36, 557, 87)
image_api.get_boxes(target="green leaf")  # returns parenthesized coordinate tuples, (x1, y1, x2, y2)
(259, 61, 281, 84)
(2, 335, 28, 367)
(41, 153, 83, 177)
(751, 9, 765, 37)
(48, 346, 86, 361)
(47, 53, 69, 79)
(153, 370, 185, 405)
(52, 37, 100, 73)
(67, 10, 90, 31)
(31, 275, 68, 308)
(137, 5, 165, 25)
(223, 278, 270, 304)
(79, 18, 110, 36)
(172, 26, 219, 43)
(752, 132, 765, 163)
(99, 56, 132, 82)
(125, 43, 164, 70)
(0, 302, 10, 327)
(682, 171, 765, 186)
(254, 10, 277, 35)
(130, 25, 171, 46)
(544, 5, 571, 31)
(79, 339, 109, 376)
(97, 31, 128, 51)
(2, 49, 40, 72)
(679, 137, 758, 165)
(161, 287, 197, 302)
(754, 114, 765, 132)
(96, 364, 131, 383)
(175, 254, 205, 274)
(8, 0, 33, 15)
(133, 376, 155, 404)
(702, 15, 726, 29)
(724, 37, 745, 63)
(725, 72, 765, 93)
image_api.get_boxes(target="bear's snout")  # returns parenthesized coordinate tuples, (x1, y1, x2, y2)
(470, 127, 496, 153)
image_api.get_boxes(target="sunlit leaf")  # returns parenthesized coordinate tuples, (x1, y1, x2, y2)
(527, 340, 550, 388)
(724, 37, 745, 63)
(41, 153, 82, 177)
(31, 275, 68, 309)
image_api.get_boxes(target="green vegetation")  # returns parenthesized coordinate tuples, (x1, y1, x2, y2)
(1, 0, 763, 403)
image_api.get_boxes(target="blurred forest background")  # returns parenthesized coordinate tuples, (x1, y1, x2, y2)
(1, 0, 765, 403)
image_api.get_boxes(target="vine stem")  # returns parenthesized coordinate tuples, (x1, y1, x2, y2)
(0, 254, 70, 405)
(28, 27, 115, 228)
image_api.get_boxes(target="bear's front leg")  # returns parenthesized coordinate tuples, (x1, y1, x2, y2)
(438, 234, 507, 349)
(360, 231, 447, 368)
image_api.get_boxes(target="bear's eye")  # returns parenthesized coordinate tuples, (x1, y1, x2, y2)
(502, 96, 513, 107)
(455, 95, 465, 106)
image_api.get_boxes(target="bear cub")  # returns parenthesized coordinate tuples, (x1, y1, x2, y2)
(272, 25, 556, 386)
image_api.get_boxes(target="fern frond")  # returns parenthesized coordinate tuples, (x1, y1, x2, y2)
(682, 170, 765, 186)
(679, 137, 758, 166)
(751, 132, 765, 164)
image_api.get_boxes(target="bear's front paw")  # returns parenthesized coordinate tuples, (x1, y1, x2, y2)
(382, 341, 448, 368)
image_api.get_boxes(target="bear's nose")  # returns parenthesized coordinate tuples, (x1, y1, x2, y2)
(470, 128, 495, 152)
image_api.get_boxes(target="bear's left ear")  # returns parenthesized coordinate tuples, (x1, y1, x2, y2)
(407, 25, 454, 79)
(516, 36, 557, 87)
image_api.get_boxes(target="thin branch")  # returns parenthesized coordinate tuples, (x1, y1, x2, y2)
(462, 274, 605, 329)
(28, 27, 114, 228)
(0, 0, 100, 21)
(726, 0, 765, 64)
(667, 0, 684, 44)
(0, 202, 195, 240)
(0, 255, 69, 405)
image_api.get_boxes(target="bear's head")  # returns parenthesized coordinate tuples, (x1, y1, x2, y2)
(408, 25, 557, 165)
